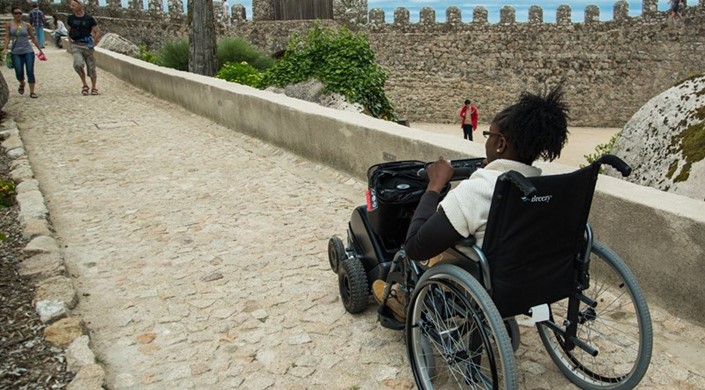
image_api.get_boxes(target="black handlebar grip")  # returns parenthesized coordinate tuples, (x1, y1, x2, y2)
(499, 170, 537, 197)
(594, 154, 632, 177)
(451, 167, 475, 181)
(417, 167, 474, 181)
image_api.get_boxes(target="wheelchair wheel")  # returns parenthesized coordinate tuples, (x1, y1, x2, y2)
(536, 240, 653, 390)
(338, 257, 369, 314)
(406, 264, 518, 389)
(328, 235, 346, 273)
(505, 318, 521, 352)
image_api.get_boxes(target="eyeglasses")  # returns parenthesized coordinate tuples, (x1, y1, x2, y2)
(13, 12, 22, 15)
(483, 130, 504, 139)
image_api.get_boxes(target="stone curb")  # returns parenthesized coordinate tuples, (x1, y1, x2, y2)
(0, 118, 106, 389)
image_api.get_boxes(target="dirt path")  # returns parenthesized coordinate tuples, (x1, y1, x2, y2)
(410, 122, 620, 168)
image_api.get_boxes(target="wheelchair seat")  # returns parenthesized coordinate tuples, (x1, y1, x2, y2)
(482, 163, 599, 318)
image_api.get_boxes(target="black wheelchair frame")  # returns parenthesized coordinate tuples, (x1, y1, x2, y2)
(328, 155, 653, 389)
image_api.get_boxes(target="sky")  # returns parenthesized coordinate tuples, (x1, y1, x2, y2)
(232, 1, 674, 23)
(103, 1, 676, 23)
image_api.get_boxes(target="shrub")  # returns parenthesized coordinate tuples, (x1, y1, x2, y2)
(217, 37, 274, 71)
(136, 45, 158, 64)
(260, 23, 396, 121)
(216, 61, 264, 88)
(0, 178, 17, 208)
(156, 39, 189, 71)
(584, 132, 620, 171)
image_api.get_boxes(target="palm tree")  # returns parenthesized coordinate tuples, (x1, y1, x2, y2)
(188, 0, 217, 76)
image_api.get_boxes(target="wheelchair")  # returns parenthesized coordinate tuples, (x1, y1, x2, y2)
(328, 155, 653, 389)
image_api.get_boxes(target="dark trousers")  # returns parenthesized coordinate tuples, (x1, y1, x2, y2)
(462, 124, 473, 141)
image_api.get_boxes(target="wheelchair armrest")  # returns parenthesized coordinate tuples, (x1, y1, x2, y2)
(452, 237, 479, 263)
(451, 237, 492, 291)
(455, 236, 476, 248)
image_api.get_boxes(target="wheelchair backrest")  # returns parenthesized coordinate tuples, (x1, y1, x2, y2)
(481, 163, 601, 318)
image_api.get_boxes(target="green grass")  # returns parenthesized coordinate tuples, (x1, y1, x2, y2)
(156, 39, 189, 71)
(217, 37, 273, 71)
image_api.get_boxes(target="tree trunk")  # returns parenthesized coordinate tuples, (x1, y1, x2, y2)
(188, 0, 218, 76)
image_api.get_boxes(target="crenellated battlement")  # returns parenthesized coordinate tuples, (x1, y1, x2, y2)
(35, 0, 703, 29)
(367, 1, 639, 26)
(33, 0, 702, 26)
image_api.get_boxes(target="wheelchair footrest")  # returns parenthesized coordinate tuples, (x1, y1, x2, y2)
(378, 306, 405, 330)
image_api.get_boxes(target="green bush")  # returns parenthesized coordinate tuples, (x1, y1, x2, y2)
(136, 45, 158, 64)
(216, 61, 264, 88)
(260, 23, 396, 121)
(584, 132, 620, 171)
(217, 37, 274, 71)
(156, 39, 189, 71)
(0, 178, 17, 208)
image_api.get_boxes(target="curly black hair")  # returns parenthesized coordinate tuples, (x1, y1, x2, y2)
(492, 85, 570, 163)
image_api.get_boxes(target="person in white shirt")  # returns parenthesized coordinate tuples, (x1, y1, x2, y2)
(407, 85, 570, 255)
(373, 85, 570, 321)
(51, 14, 68, 48)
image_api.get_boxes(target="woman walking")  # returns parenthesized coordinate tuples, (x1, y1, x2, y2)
(3, 7, 45, 98)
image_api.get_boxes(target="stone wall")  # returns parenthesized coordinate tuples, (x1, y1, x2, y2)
(41, 0, 705, 127)
(366, 7, 705, 127)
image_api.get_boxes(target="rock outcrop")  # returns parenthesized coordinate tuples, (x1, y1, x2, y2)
(609, 75, 705, 201)
(266, 79, 364, 114)
(0, 72, 9, 110)
(97, 33, 139, 57)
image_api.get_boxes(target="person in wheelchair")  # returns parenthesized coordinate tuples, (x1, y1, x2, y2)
(373, 86, 569, 320)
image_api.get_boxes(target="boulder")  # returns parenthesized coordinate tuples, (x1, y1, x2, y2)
(0, 72, 8, 110)
(609, 75, 705, 201)
(268, 79, 364, 114)
(97, 33, 139, 57)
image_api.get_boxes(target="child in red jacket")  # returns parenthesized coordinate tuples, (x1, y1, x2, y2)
(460, 99, 478, 141)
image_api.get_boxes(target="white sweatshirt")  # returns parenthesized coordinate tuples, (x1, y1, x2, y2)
(440, 159, 541, 247)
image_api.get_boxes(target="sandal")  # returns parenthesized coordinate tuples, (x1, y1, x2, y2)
(18, 83, 25, 95)
(81, 86, 89, 96)
(90, 88, 99, 95)
(29, 93, 38, 99)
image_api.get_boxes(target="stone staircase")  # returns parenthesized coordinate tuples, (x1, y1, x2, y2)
(0, 14, 14, 40)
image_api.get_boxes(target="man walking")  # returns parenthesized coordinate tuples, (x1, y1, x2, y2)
(459, 99, 478, 141)
(67, 0, 101, 95)
(29, 3, 46, 48)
